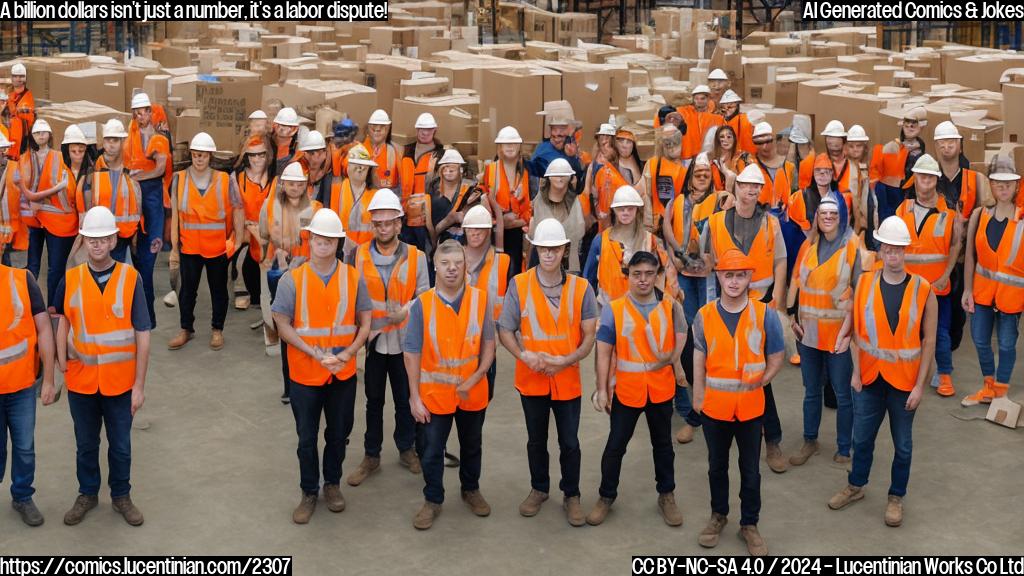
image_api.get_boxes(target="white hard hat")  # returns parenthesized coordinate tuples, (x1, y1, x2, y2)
(31, 119, 51, 134)
(933, 120, 962, 140)
(610, 185, 644, 208)
(708, 68, 729, 81)
(273, 107, 300, 127)
(820, 120, 847, 138)
(367, 188, 404, 214)
(79, 206, 119, 238)
(248, 110, 268, 120)
(596, 123, 617, 137)
(544, 158, 575, 178)
(692, 152, 712, 168)
(367, 109, 392, 125)
(873, 216, 912, 247)
(304, 208, 345, 238)
(11, 63, 26, 76)
(752, 121, 774, 139)
(692, 84, 711, 95)
(719, 90, 742, 105)
(987, 154, 1021, 182)
(102, 119, 128, 139)
(736, 164, 766, 185)
(298, 130, 326, 151)
(346, 143, 378, 167)
(528, 218, 571, 247)
(462, 205, 493, 229)
(62, 124, 88, 146)
(414, 113, 438, 130)
(437, 148, 465, 166)
(130, 92, 151, 109)
(495, 126, 523, 144)
(189, 132, 217, 152)
(899, 106, 927, 127)
(788, 125, 809, 144)
(911, 154, 941, 177)
(846, 124, 869, 142)
(0, 91, 6, 101)
(280, 162, 307, 182)
(0, 132, 12, 149)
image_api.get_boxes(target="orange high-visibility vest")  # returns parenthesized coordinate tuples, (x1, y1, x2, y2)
(896, 197, 955, 296)
(125, 122, 171, 189)
(332, 179, 375, 247)
(237, 171, 272, 262)
(0, 165, 20, 247)
(355, 241, 420, 338)
(264, 197, 321, 262)
(176, 169, 233, 258)
(610, 295, 676, 408)
(755, 159, 796, 209)
(0, 265, 38, 394)
(726, 113, 757, 156)
(700, 298, 769, 421)
(594, 162, 629, 229)
(512, 269, 587, 400)
(596, 229, 664, 304)
(5, 89, 35, 162)
(400, 144, 441, 203)
(417, 287, 488, 414)
(63, 262, 138, 396)
(833, 158, 854, 214)
(708, 210, 778, 300)
(712, 155, 748, 192)
(680, 106, 724, 160)
(853, 271, 930, 391)
(21, 149, 76, 237)
(363, 138, 400, 190)
(869, 141, 907, 184)
(482, 160, 531, 225)
(330, 142, 353, 178)
(645, 156, 686, 226)
(287, 260, 360, 385)
(80, 166, 141, 239)
(792, 230, 859, 351)
(470, 247, 510, 321)
(973, 208, 1024, 314)
(798, 154, 815, 191)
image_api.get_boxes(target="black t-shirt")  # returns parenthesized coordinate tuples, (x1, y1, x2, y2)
(879, 274, 910, 335)
(26, 272, 46, 316)
(54, 264, 152, 332)
(986, 216, 1009, 254)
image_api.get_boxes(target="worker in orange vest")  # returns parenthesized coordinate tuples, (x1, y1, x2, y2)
(406, 239, 496, 530)
(820, 120, 854, 213)
(0, 227, 56, 527)
(702, 163, 790, 473)
(719, 90, 756, 156)
(329, 118, 358, 178)
(960, 155, 1021, 406)
(498, 218, 598, 526)
(637, 125, 686, 233)
(397, 113, 443, 255)
(786, 194, 861, 468)
(272, 107, 304, 173)
(5, 63, 34, 162)
(896, 154, 960, 397)
(870, 107, 927, 224)
(680, 85, 723, 161)
(346, 188, 430, 487)
(232, 136, 274, 313)
(167, 132, 245, 352)
(707, 68, 731, 106)
(300, 131, 342, 212)
(788, 153, 842, 233)
(363, 109, 402, 191)
(0, 131, 18, 266)
(463, 204, 511, 399)
(331, 144, 378, 261)
(829, 216, 936, 528)
(480, 126, 533, 275)
(586, 251, 686, 528)
(691, 249, 785, 556)
(271, 208, 372, 524)
(54, 206, 151, 527)
(76, 119, 141, 265)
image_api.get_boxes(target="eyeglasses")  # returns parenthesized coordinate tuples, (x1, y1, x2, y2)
(246, 151, 267, 158)
(371, 219, 401, 229)
(754, 139, 774, 146)
(819, 211, 839, 219)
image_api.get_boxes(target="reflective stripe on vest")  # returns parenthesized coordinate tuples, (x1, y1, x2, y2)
(857, 272, 924, 364)
(295, 263, 356, 338)
(705, 302, 765, 392)
(179, 171, 226, 229)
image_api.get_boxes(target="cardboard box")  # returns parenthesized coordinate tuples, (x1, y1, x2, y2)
(143, 75, 172, 105)
(49, 68, 126, 111)
(196, 79, 263, 153)
(369, 27, 417, 55)
(400, 76, 452, 99)
(392, 94, 480, 143)
(1001, 84, 1024, 144)
(365, 55, 425, 111)
(945, 54, 1024, 92)
(262, 80, 377, 124)
(477, 67, 561, 159)
(37, 101, 131, 146)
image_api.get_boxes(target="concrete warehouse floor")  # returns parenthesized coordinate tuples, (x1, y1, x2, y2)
(2, 253, 1023, 572)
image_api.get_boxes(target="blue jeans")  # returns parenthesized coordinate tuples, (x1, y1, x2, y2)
(361, 341, 415, 458)
(675, 274, 705, 427)
(268, 265, 289, 396)
(421, 408, 486, 504)
(0, 386, 37, 502)
(68, 391, 133, 498)
(520, 395, 581, 497)
(935, 294, 953, 376)
(290, 376, 356, 494)
(970, 304, 1020, 383)
(848, 380, 916, 497)
(26, 226, 44, 281)
(135, 178, 165, 328)
(44, 232, 76, 306)
(797, 342, 853, 456)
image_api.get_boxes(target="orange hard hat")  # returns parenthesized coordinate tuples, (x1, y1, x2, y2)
(813, 152, 832, 171)
(716, 249, 754, 271)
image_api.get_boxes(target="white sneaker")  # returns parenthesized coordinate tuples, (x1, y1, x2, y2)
(162, 290, 178, 308)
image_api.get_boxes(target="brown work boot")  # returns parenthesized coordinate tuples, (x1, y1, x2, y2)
(563, 496, 585, 527)
(399, 449, 422, 474)
(234, 294, 251, 310)
(112, 495, 144, 526)
(413, 501, 442, 530)
(292, 493, 317, 524)
(322, 484, 346, 513)
(167, 330, 194, 350)
(675, 424, 695, 444)
(518, 489, 549, 517)
(657, 492, 683, 527)
(210, 330, 225, 351)
(63, 494, 98, 526)
(346, 456, 380, 486)
(698, 513, 728, 548)
(586, 497, 614, 526)
(828, 484, 865, 510)
(765, 442, 788, 473)
(833, 453, 852, 465)
(462, 490, 491, 517)
(739, 525, 768, 556)
(885, 496, 903, 527)
(789, 440, 819, 466)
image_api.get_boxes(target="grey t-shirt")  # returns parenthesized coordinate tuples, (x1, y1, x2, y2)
(702, 208, 787, 263)
(403, 288, 496, 354)
(170, 170, 243, 208)
(498, 272, 599, 333)
(691, 300, 785, 356)
(270, 260, 372, 321)
(54, 264, 152, 332)
(814, 233, 863, 281)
